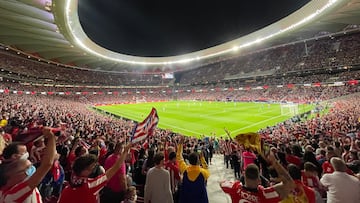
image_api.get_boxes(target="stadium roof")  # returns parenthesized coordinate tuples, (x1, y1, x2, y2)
(0, 0, 360, 73)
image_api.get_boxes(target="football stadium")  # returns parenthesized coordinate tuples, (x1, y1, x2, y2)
(0, 0, 360, 203)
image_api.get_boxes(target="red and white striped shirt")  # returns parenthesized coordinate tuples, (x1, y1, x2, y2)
(165, 161, 181, 194)
(220, 180, 280, 203)
(223, 142, 232, 156)
(0, 179, 42, 203)
(58, 174, 108, 203)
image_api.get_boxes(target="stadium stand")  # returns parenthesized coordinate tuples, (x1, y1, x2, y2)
(0, 30, 360, 203)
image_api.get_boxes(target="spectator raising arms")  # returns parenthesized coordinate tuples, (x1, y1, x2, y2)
(57, 143, 132, 203)
(220, 152, 296, 203)
(0, 128, 56, 203)
(176, 136, 210, 203)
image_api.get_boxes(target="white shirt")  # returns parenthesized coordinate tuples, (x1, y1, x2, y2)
(144, 167, 173, 203)
(320, 171, 360, 203)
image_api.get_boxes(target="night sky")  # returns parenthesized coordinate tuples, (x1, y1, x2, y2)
(78, 0, 310, 57)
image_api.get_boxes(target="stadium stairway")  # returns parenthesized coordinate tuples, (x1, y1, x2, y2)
(207, 154, 234, 203)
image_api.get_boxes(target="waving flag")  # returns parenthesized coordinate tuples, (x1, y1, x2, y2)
(234, 132, 261, 153)
(131, 107, 159, 143)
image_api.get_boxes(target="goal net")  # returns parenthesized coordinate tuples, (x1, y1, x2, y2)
(280, 103, 299, 116)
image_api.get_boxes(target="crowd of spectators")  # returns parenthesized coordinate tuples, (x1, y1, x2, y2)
(0, 52, 170, 86)
(0, 78, 358, 202)
(0, 29, 359, 203)
(2, 31, 360, 88)
(179, 31, 360, 85)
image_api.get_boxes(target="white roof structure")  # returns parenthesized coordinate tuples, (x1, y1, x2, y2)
(1, 0, 360, 73)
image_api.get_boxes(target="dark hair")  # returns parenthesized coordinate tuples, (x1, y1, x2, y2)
(168, 151, 176, 161)
(334, 141, 341, 148)
(2, 142, 22, 159)
(245, 164, 259, 180)
(75, 146, 85, 157)
(287, 164, 301, 180)
(89, 149, 99, 157)
(72, 154, 98, 176)
(350, 151, 359, 160)
(188, 152, 199, 165)
(292, 145, 303, 157)
(138, 148, 146, 159)
(327, 146, 334, 151)
(304, 162, 318, 172)
(343, 145, 351, 151)
(107, 142, 115, 152)
(277, 151, 288, 166)
(285, 147, 292, 155)
(145, 149, 155, 168)
(153, 152, 165, 165)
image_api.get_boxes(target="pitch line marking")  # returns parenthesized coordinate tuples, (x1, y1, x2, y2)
(218, 112, 289, 137)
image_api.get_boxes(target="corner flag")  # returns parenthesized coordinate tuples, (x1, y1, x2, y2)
(131, 107, 159, 143)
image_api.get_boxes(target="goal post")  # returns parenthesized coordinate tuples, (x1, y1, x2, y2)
(280, 102, 299, 116)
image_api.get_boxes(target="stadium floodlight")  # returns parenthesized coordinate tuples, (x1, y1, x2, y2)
(63, 0, 343, 67)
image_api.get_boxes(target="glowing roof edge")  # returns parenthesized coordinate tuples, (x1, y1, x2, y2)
(62, 0, 347, 66)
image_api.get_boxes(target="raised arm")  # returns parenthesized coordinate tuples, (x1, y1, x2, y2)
(176, 136, 187, 174)
(269, 153, 295, 200)
(106, 143, 132, 180)
(28, 128, 56, 189)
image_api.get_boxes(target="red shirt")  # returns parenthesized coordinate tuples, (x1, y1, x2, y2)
(0, 179, 42, 203)
(301, 172, 321, 192)
(165, 161, 181, 194)
(220, 180, 281, 203)
(286, 155, 302, 167)
(322, 161, 334, 174)
(58, 174, 108, 203)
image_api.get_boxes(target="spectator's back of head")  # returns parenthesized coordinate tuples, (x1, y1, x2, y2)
(304, 162, 318, 172)
(75, 146, 86, 157)
(245, 164, 260, 181)
(72, 154, 98, 176)
(168, 151, 176, 161)
(287, 164, 301, 180)
(188, 152, 199, 165)
(330, 157, 347, 172)
(153, 152, 165, 165)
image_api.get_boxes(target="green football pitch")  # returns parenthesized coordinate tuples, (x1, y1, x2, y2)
(95, 101, 314, 138)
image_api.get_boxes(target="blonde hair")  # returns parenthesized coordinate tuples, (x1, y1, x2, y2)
(124, 186, 136, 199)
